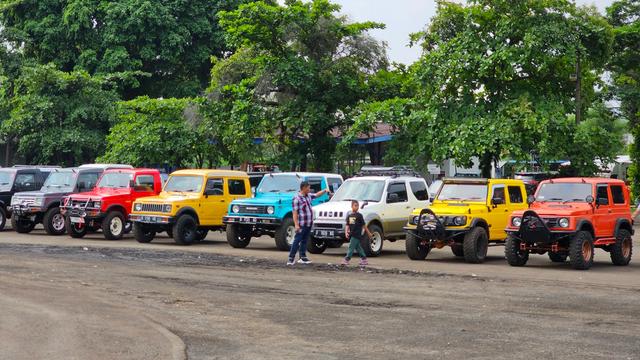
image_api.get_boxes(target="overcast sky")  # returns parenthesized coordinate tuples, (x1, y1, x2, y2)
(331, 0, 616, 64)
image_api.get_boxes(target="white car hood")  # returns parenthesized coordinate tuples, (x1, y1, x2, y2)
(314, 200, 353, 220)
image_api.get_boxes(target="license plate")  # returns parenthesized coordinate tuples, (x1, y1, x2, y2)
(241, 217, 257, 223)
(70, 216, 84, 224)
(315, 230, 335, 238)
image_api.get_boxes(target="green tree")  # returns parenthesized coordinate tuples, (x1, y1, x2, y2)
(1, 64, 118, 166)
(349, 0, 613, 176)
(99, 96, 212, 168)
(203, 0, 388, 171)
(0, 0, 251, 98)
(607, 0, 640, 192)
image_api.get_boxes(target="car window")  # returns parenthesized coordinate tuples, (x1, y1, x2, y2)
(387, 182, 408, 202)
(610, 185, 625, 205)
(327, 177, 342, 193)
(508, 186, 524, 203)
(206, 178, 224, 195)
(492, 185, 506, 203)
(228, 179, 246, 195)
(410, 181, 429, 201)
(135, 175, 156, 191)
(596, 184, 609, 205)
(15, 173, 36, 189)
(307, 178, 323, 193)
(78, 172, 99, 191)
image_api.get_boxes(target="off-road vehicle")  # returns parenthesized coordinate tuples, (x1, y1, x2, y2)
(311, 167, 429, 257)
(61, 168, 162, 240)
(223, 172, 342, 251)
(10, 164, 132, 235)
(0, 165, 59, 230)
(130, 169, 251, 245)
(505, 178, 633, 270)
(404, 178, 527, 263)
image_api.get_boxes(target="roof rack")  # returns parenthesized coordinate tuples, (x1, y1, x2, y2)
(11, 165, 61, 169)
(355, 165, 421, 178)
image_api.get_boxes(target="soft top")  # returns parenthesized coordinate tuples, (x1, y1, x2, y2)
(171, 169, 248, 178)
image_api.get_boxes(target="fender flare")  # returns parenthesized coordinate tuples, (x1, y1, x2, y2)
(576, 219, 595, 237)
(614, 218, 634, 236)
(175, 207, 200, 224)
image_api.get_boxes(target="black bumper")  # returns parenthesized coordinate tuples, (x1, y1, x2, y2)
(223, 216, 281, 227)
(510, 211, 575, 244)
(10, 204, 43, 217)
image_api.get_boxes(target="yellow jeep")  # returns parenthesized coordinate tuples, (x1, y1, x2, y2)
(129, 169, 251, 245)
(404, 178, 527, 263)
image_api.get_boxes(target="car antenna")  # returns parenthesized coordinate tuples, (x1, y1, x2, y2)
(581, 178, 586, 183)
(295, 173, 300, 178)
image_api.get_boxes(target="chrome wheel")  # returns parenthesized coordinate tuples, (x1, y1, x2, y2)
(286, 226, 296, 246)
(582, 240, 592, 261)
(622, 237, 631, 259)
(52, 214, 65, 231)
(110, 217, 123, 237)
(370, 232, 383, 252)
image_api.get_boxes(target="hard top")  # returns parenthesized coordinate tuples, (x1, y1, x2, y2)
(442, 177, 524, 186)
(265, 172, 341, 178)
(538, 177, 626, 186)
(102, 168, 159, 174)
(170, 169, 249, 178)
(79, 164, 133, 170)
(2, 165, 61, 172)
(346, 175, 425, 182)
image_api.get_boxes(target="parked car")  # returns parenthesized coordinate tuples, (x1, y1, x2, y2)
(0, 165, 60, 230)
(223, 172, 343, 251)
(129, 169, 251, 245)
(60, 168, 162, 240)
(514, 171, 554, 195)
(404, 178, 528, 263)
(9, 164, 132, 234)
(505, 178, 633, 270)
(311, 167, 429, 257)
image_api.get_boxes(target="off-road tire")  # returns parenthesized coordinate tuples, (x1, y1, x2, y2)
(226, 224, 252, 248)
(548, 252, 568, 263)
(405, 232, 430, 260)
(173, 215, 198, 245)
(307, 237, 328, 254)
(66, 216, 87, 238)
(102, 211, 126, 240)
(610, 229, 632, 266)
(362, 224, 384, 257)
(11, 216, 35, 233)
(463, 227, 489, 263)
(505, 235, 529, 266)
(275, 217, 295, 251)
(451, 243, 464, 257)
(194, 229, 209, 242)
(133, 223, 155, 243)
(569, 230, 594, 270)
(0, 207, 6, 230)
(43, 207, 66, 235)
(123, 221, 133, 234)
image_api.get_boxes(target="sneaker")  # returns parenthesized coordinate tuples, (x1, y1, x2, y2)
(297, 257, 312, 264)
(359, 258, 368, 266)
(341, 258, 350, 265)
(286, 259, 295, 266)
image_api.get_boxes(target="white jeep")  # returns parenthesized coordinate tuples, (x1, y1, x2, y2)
(310, 168, 430, 256)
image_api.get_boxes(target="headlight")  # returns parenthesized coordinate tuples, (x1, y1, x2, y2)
(134, 203, 142, 212)
(33, 197, 44, 206)
(92, 201, 101, 209)
(512, 217, 522, 227)
(232, 205, 240, 213)
(453, 216, 466, 226)
(163, 204, 172, 213)
(411, 215, 420, 225)
(558, 218, 569, 228)
(10, 197, 20, 205)
(267, 206, 275, 215)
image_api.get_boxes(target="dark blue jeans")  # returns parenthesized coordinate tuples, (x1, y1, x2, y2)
(288, 226, 311, 260)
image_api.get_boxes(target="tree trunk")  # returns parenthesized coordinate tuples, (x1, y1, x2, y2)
(480, 153, 493, 178)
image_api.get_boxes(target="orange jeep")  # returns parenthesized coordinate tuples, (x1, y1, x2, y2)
(505, 178, 633, 270)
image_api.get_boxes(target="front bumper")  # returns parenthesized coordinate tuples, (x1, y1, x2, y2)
(311, 222, 346, 240)
(129, 214, 174, 225)
(10, 204, 43, 217)
(61, 207, 104, 225)
(507, 211, 575, 244)
(223, 215, 281, 226)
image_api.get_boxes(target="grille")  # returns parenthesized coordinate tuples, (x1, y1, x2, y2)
(318, 211, 345, 218)
(13, 197, 36, 206)
(140, 203, 164, 212)
(542, 217, 559, 227)
(315, 223, 343, 229)
(70, 200, 90, 207)
(238, 205, 267, 214)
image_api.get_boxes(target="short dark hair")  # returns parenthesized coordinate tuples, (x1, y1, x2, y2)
(300, 181, 310, 190)
(351, 200, 359, 206)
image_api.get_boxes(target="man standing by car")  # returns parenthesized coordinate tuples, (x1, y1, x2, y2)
(288, 181, 330, 265)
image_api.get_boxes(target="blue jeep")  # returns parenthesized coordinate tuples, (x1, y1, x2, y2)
(223, 172, 343, 250)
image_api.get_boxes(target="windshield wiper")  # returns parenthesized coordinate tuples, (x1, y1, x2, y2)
(563, 198, 584, 203)
(364, 199, 380, 202)
(269, 189, 281, 193)
(285, 189, 297, 192)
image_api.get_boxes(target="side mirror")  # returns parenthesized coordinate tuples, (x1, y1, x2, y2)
(527, 195, 535, 205)
(129, 179, 135, 188)
(387, 193, 399, 203)
(586, 195, 594, 204)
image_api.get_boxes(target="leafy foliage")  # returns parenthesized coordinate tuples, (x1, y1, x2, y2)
(1, 64, 117, 166)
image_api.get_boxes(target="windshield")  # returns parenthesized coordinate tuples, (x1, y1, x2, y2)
(428, 180, 442, 196)
(0, 170, 14, 188)
(257, 175, 300, 193)
(164, 175, 203, 193)
(43, 171, 76, 190)
(437, 183, 488, 201)
(536, 183, 592, 202)
(332, 180, 385, 202)
(97, 172, 132, 188)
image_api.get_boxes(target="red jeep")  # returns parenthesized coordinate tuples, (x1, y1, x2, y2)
(505, 178, 633, 270)
(61, 168, 162, 240)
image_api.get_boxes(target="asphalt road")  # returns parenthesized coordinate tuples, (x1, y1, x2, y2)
(1, 227, 639, 359)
